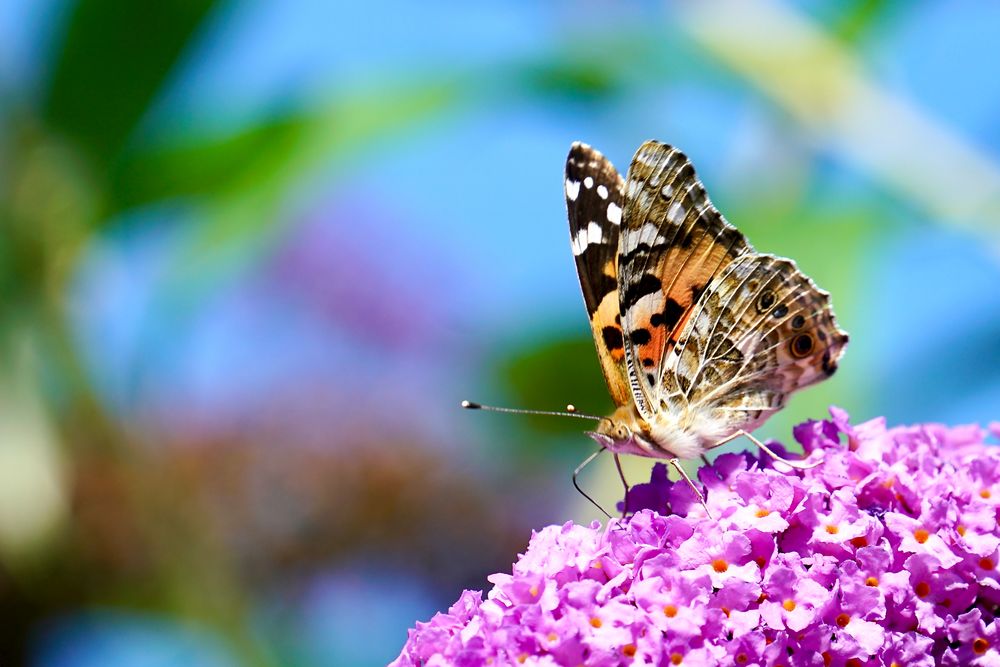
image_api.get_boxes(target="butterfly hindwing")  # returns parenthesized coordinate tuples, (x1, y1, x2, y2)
(617, 140, 751, 418)
(663, 252, 849, 435)
(565, 142, 631, 407)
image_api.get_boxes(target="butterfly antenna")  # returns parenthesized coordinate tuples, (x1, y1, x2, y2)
(460, 400, 601, 422)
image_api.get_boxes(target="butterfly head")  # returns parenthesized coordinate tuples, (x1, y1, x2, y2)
(588, 405, 663, 457)
(594, 404, 642, 438)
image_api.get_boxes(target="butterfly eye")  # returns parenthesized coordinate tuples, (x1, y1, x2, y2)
(790, 333, 814, 358)
(756, 290, 776, 313)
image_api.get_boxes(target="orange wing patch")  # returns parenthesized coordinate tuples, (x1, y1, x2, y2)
(617, 141, 750, 415)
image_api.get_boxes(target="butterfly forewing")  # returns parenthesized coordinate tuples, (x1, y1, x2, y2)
(565, 143, 631, 407)
(617, 140, 751, 418)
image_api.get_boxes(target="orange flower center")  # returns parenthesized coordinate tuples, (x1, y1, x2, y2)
(915, 581, 931, 598)
(825, 524, 839, 535)
(670, 653, 683, 665)
(836, 613, 850, 628)
(783, 599, 796, 611)
(974, 638, 990, 655)
(865, 576, 879, 587)
(712, 559, 729, 573)
(529, 585, 539, 597)
(736, 653, 749, 664)
(622, 644, 637, 657)
(981, 558, 995, 570)
(958, 525, 967, 536)
(913, 528, 930, 544)
(850, 536, 868, 548)
(981, 489, 992, 499)
(590, 617, 602, 628)
(663, 604, 678, 618)
(756, 508, 770, 518)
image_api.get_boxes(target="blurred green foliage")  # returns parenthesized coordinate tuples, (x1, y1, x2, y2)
(44, 0, 218, 172)
(497, 334, 611, 454)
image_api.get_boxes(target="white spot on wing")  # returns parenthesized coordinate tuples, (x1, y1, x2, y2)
(571, 222, 605, 256)
(667, 201, 685, 224)
(597, 185, 608, 199)
(661, 183, 674, 198)
(565, 179, 580, 201)
(584, 176, 594, 189)
(587, 221, 603, 243)
(620, 222, 665, 254)
(607, 202, 622, 225)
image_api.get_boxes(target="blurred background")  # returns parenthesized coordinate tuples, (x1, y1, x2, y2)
(2, 0, 1000, 664)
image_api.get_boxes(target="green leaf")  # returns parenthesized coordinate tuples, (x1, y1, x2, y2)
(833, 0, 896, 43)
(42, 0, 219, 167)
(108, 114, 310, 213)
(517, 56, 621, 102)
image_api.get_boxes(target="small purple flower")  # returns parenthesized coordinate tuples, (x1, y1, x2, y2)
(944, 608, 1000, 666)
(758, 555, 829, 632)
(825, 560, 887, 655)
(392, 410, 1000, 666)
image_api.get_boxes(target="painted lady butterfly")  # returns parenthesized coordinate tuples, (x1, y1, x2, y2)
(565, 140, 848, 478)
(464, 140, 848, 511)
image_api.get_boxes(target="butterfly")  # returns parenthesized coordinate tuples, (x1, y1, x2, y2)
(565, 140, 848, 473)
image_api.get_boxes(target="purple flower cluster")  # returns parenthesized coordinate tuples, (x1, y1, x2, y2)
(392, 410, 1000, 666)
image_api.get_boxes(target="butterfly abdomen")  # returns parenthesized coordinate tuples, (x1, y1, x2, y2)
(645, 408, 728, 460)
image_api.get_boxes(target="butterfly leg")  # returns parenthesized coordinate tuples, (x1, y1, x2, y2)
(738, 430, 821, 470)
(573, 446, 612, 520)
(612, 453, 630, 518)
(668, 458, 713, 520)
